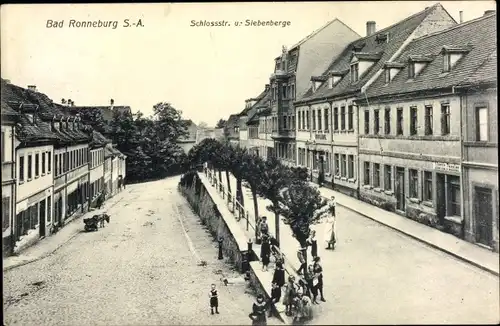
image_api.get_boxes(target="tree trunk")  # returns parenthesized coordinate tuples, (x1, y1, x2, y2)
(273, 201, 280, 248)
(218, 169, 223, 192)
(251, 185, 260, 240)
(236, 177, 244, 217)
(225, 170, 232, 202)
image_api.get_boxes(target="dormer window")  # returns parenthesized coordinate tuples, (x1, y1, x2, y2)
(408, 63, 415, 79)
(383, 62, 405, 83)
(376, 33, 389, 44)
(26, 114, 34, 123)
(407, 55, 433, 79)
(328, 70, 347, 88)
(385, 69, 391, 83)
(440, 45, 471, 73)
(350, 63, 359, 83)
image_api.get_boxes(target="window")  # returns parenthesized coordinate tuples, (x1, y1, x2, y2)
(291, 84, 295, 99)
(408, 63, 415, 78)
(425, 105, 433, 135)
(312, 110, 316, 130)
(333, 107, 339, 131)
(384, 165, 392, 191)
(340, 106, 346, 130)
(334, 154, 340, 175)
(341, 155, 347, 177)
(449, 176, 460, 216)
(19, 156, 25, 182)
(297, 112, 301, 130)
(47, 151, 51, 173)
(423, 171, 432, 201)
(317, 109, 322, 130)
(397, 108, 403, 135)
(324, 109, 329, 131)
(443, 53, 451, 72)
(35, 153, 40, 177)
(476, 107, 488, 141)
(410, 106, 418, 135)
(2, 196, 9, 231)
(55, 155, 59, 175)
(27, 155, 32, 180)
(364, 110, 370, 134)
(441, 103, 450, 135)
(47, 195, 52, 222)
(374, 110, 380, 134)
(1, 131, 4, 162)
(364, 162, 370, 185)
(42, 152, 46, 174)
(373, 163, 380, 188)
(384, 108, 391, 134)
(409, 169, 418, 199)
(283, 116, 287, 130)
(348, 105, 354, 130)
(348, 155, 354, 179)
(351, 63, 359, 82)
(385, 69, 390, 83)
(306, 111, 309, 130)
(282, 85, 287, 99)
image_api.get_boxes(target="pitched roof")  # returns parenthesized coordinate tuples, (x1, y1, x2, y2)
(459, 48, 497, 87)
(365, 13, 496, 99)
(239, 89, 267, 116)
(247, 90, 272, 124)
(297, 4, 449, 103)
(91, 130, 111, 148)
(225, 114, 240, 128)
(68, 105, 131, 122)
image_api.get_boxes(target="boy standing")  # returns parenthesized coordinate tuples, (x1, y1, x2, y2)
(209, 284, 219, 315)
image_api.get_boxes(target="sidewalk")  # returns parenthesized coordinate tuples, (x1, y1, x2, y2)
(314, 184, 499, 276)
(3, 189, 130, 272)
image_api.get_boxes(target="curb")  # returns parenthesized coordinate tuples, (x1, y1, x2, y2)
(3, 191, 128, 273)
(337, 202, 499, 277)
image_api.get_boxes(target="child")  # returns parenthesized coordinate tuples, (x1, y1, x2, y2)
(260, 234, 271, 271)
(249, 294, 267, 325)
(267, 282, 282, 317)
(283, 275, 297, 316)
(209, 284, 219, 315)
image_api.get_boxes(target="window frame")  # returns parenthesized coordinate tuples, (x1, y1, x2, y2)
(475, 105, 489, 141)
(423, 171, 433, 202)
(351, 62, 359, 83)
(333, 107, 339, 131)
(364, 110, 370, 134)
(348, 105, 354, 130)
(384, 107, 391, 134)
(348, 155, 354, 179)
(384, 165, 392, 191)
(27, 154, 33, 180)
(409, 169, 418, 199)
(396, 107, 404, 135)
(364, 162, 370, 185)
(441, 103, 451, 135)
(340, 106, 346, 131)
(424, 105, 433, 135)
(374, 110, 380, 135)
(410, 106, 418, 135)
(373, 163, 380, 188)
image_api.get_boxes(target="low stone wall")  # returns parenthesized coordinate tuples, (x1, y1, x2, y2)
(179, 176, 246, 272)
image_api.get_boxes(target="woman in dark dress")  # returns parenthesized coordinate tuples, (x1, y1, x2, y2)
(249, 295, 267, 326)
(272, 261, 285, 287)
(260, 234, 271, 271)
(307, 230, 318, 258)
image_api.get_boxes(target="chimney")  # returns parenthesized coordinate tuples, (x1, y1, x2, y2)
(265, 84, 270, 92)
(459, 11, 463, 23)
(366, 21, 376, 36)
(61, 98, 66, 105)
(68, 99, 73, 107)
(110, 99, 115, 107)
(27, 85, 37, 92)
(484, 10, 495, 16)
(4, 79, 11, 84)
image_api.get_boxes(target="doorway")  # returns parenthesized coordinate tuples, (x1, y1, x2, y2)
(436, 173, 446, 225)
(395, 167, 405, 211)
(475, 187, 493, 246)
(39, 199, 46, 237)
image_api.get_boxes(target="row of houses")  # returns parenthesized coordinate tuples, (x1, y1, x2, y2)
(225, 5, 498, 252)
(176, 120, 225, 154)
(1, 79, 128, 255)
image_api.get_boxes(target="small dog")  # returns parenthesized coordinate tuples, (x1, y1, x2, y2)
(96, 214, 110, 228)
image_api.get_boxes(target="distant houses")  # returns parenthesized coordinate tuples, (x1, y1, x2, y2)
(1, 79, 127, 255)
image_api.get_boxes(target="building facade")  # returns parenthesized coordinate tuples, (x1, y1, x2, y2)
(177, 120, 198, 154)
(357, 12, 496, 244)
(225, 114, 240, 147)
(295, 4, 457, 198)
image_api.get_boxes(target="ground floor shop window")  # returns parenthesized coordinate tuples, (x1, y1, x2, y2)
(2, 196, 10, 231)
(364, 162, 370, 185)
(448, 176, 460, 216)
(423, 171, 433, 201)
(409, 169, 418, 199)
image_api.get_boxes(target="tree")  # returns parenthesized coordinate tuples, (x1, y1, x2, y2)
(76, 107, 109, 134)
(241, 152, 265, 240)
(228, 146, 248, 214)
(257, 156, 293, 247)
(152, 102, 189, 142)
(215, 119, 227, 129)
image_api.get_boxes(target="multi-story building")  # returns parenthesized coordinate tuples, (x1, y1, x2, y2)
(89, 130, 107, 206)
(246, 86, 271, 156)
(225, 114, 240, 147)
(295, 4, 456, 198)
(455, 13, 497, 251)
(177, 120, 198, 154)
(2, 101, 19, 254)
(270, 19, 361, 167)
(356, 11, 496, 242)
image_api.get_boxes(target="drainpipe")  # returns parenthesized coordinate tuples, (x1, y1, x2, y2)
(10, 125, 17, 254)
(454, 85, 466, 238)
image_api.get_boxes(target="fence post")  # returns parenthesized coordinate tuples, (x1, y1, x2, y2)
(246, 210, 249, 231)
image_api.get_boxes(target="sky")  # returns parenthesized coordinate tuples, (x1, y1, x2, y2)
(1, 1, 496, 127)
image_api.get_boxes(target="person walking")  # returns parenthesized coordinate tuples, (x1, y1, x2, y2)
(209, 283, 219, 315)
(260, 234, 271, 272)
(312, 256, 326, 302)
(307, 230, 318, 258)
(283, 275, 298, 316)
(96, 191, 105, 210)
(267, 282, 282, 318)
(249, 294, 267, 326)
(296, 246, 307, 275)
(272, 261, 285, 288)
(259, 216, 269, 239)
(323, 196, 337, 250)
(305, 265, 318, 304)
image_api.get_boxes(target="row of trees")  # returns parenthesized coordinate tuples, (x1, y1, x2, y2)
(187, 139, 328, 248)
(78, 102, 190, 182)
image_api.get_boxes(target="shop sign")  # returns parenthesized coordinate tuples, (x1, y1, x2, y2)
(434, 162, 460, 173)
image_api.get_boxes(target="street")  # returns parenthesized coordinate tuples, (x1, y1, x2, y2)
(221, 173, 500, 325)
(3, 177, 271, 326)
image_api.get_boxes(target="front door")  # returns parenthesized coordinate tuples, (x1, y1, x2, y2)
(39, 199, 46, 237)
(436, 173, 446, 225)
(475, 187, 493, 246)
(395, 167, 405, 211)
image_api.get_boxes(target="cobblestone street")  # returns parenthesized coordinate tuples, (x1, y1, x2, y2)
(3, 177, 269, 326)
(221, 173, 500, 325)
